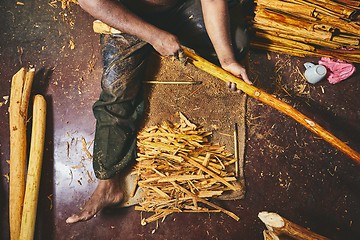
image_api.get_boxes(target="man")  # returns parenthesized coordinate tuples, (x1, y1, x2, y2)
(66, 0, 251, 224)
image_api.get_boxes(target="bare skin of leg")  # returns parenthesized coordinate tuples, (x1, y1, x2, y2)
(66, 175, 124, 224)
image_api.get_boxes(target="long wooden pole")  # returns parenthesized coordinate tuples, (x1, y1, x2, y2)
(182, 47, 360, 164)
(19, 95, 46, 240)
(9, 67, 35, 240)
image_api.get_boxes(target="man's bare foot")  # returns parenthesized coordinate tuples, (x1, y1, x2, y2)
(66, 177, 124, 224)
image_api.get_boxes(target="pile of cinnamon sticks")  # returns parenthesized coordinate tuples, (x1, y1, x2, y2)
(251, 0, 360, 62)
(134, 113, 241, 225)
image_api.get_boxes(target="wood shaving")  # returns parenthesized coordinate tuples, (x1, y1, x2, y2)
(48, 194, 53, 210)
(81, 137, 93, 159)
(3, 174, 10, 182)
(58, 0, 78, 9)
(68, 37, 75, 50)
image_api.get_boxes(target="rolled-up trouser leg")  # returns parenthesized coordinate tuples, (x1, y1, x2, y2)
(92, 34, 150, 180)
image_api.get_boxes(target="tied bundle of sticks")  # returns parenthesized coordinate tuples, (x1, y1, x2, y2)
(134, 112, 241, 225)
(251, 0, 360, 63)
(9, 67, 47, 240)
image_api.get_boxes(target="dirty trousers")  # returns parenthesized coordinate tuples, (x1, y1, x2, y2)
(92, 0, 247, 179)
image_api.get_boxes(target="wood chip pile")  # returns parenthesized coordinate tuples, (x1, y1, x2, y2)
(134, 113, 241, 225)
(251, 0, 360, 63)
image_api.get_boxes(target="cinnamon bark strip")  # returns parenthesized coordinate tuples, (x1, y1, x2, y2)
(20, 95, 46, 240)
(9, 67, 35, 240)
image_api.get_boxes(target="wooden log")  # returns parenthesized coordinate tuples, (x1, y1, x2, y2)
(9, 67, 34, 240)
(258, 211, 329, 240)
(19, 95, 47, 240)
(182, 47, 360, 164)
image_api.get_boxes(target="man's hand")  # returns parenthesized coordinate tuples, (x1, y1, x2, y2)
(222, 62, 252, 93)
(222, 62, 252, 85)
(151, 31, 182, 56)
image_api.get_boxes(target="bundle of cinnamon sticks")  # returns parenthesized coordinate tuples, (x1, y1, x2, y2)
(251, 0, 360, 62)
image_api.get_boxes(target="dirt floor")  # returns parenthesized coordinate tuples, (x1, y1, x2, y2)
(1, 1, 360, 240)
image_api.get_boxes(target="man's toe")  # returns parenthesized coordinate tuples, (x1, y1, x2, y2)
(66, 214, 80, 224)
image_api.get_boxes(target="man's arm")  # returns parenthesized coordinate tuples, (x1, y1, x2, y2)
(200, 0, 252, 84)
(78, 0, 181, 55)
